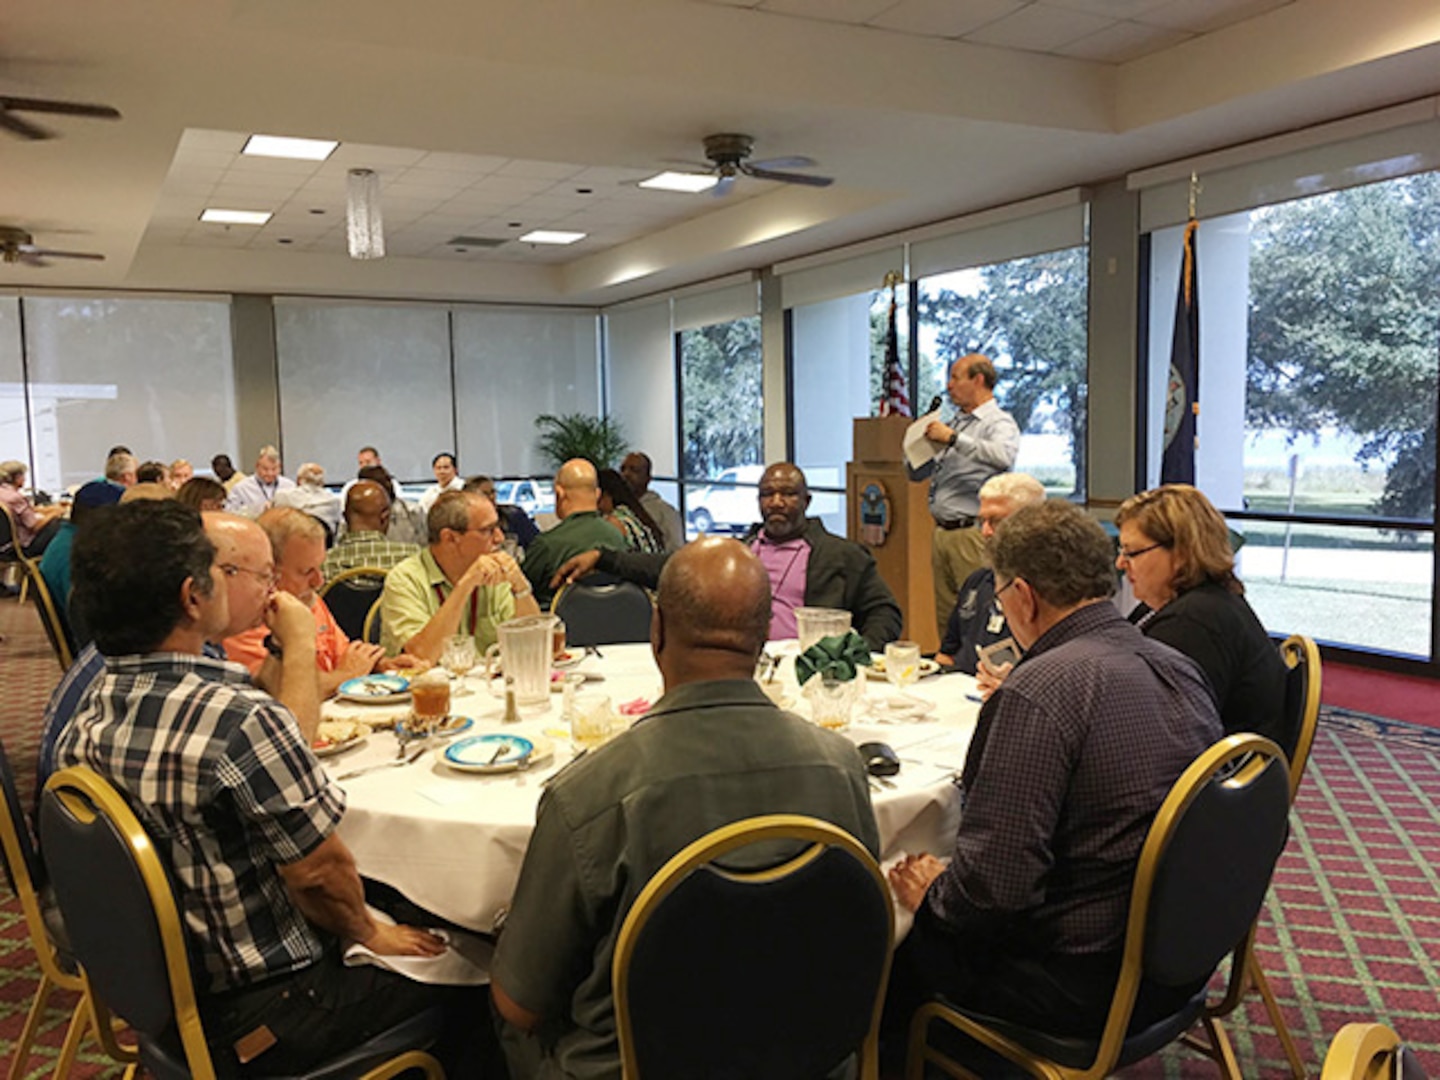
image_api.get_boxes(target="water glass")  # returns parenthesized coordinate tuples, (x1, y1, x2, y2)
(884, 640, 922, 691)
(441, 634, 478, 693)
(409, 668, 451, 736)
(570, 692, 616, 752)
(795, 607, 853, 652)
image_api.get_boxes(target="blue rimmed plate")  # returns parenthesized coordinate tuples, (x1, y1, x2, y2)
(442, 734, 535, 774)
(337, 674, 411, 703)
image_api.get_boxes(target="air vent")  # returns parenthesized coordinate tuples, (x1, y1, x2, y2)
(447, 235, 507, 248)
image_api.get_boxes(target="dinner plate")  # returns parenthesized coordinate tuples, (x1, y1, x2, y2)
(552, 651, 584, 670)
(394, 715, 475, 740)
(442, 734, 535, 773)
(865, 657, 941, 681)
(312, 732, 367, 757)
(337, 674, 411, 703)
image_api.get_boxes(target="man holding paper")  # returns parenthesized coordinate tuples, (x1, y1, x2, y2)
(906, 353, 1020, 638)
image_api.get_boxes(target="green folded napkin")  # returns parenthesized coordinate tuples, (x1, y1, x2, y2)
(795, 631, 873, 687)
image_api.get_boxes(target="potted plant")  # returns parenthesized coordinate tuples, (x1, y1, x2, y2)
(534, 413, 628, 471)
(794, 630, 872, 731)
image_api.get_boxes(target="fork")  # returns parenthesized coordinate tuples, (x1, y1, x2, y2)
(338, 744, 428, 781)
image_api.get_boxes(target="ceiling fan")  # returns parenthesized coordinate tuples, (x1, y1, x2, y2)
(0, 95, 121, 140)
(0, 226, 104, 266)
(691, 133, 834, 196)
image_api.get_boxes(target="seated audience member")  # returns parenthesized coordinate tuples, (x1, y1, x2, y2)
(555, 462, 903, 651)
(104, 450, 138, 490)
(176, 475, 229, 513)
(55, 500, 486, 1075)
(884, 500, 1221, 1044)
(358, 464, 427, 547)
(121, 482, 173, 503)
(225, 445, 295, 516)
(1116, 483, 1289, 746)
(934, 472, 1046, 673)
(223, 508, 417, 696)
(0, 460, 66, 556)
(522, 459, 627, 609)
(39, 510, 322, 786)
(136, 460, 169, 485)
(620, 451, 684, 551)
(418, 452, 464, 513)
(464, 475, 539, 549)
(491, 537, 880, 1077)
(338, 445, 382, 503)
(39, 480, 122, 634)
(168, 458, 194, 491)
(321, 480, 419, 578)
(211, 452, 244, 493)
(273, 462, 342, 539)
(597, 467, 664, 554)
(380, 490, 539, 660)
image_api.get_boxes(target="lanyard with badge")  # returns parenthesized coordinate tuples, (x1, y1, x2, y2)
(433, 582, 480, 637)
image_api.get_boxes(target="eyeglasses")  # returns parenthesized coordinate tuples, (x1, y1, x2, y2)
(1117, 542, 1167, 562)
(219, 563, 279, 587)
(994, 577, 1020, 602)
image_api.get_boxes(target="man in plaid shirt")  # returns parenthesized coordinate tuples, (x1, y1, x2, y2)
(321, 480, 419, 580)
(56, 501, 486, 1074)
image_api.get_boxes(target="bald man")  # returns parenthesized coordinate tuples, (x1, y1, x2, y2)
(521, 458, 625, 608)
(491, 538, 879, 1079)
(322, 480, 420, 578)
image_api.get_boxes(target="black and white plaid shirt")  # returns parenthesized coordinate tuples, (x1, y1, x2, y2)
(56, 653, 345, 994)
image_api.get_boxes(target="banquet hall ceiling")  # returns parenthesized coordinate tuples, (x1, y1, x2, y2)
(2, 0, 1439, 305)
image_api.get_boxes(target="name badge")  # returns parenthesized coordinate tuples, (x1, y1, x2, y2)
(986, 611, 1006, 635)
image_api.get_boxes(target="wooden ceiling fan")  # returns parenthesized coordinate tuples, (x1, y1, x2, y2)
(0, 226, 104, 266)
(0, 94, 120, 140)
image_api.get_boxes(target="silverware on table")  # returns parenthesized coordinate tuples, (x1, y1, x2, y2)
(337, 744, 428, 781)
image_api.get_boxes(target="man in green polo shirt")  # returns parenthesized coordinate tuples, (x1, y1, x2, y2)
(379, 490, 541, 659)
(522, 458, 624, 609)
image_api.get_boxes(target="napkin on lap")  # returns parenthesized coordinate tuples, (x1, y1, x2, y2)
(344, 905, 493, 985)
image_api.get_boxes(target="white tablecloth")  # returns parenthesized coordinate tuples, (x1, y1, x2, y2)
(322, 642, 979, 932)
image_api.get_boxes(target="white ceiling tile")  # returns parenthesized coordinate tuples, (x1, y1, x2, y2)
(759, 0, 900, 24)
(1042, 0, 1172, 19)
(329, 143, 428, 167)
(964, 3, 1115, 49)
(178, 129, 247, 152)
(1137, 0, 1290, 31)
(1055, 18, 1191, 60)
(868, 0, 1026, 37)
(415, 151, 509, 174)
(494, 159, 586, 180)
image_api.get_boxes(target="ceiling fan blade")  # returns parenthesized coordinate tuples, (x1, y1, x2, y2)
(0, 110, 52, 140)
(751, 155, 817, 171)
(661, 158, 716, 172)
(0, 96, 121, 120)
(15, 252, 49, 267)
(744, 165, 833, 187)
(712, 174, 737, 198)
(27, 247, 105, 261)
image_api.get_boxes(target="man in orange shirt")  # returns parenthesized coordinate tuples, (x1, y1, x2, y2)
(223, 508, 422, 694)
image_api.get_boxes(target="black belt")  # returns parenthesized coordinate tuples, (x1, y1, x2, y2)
(936, 515, 977, 531)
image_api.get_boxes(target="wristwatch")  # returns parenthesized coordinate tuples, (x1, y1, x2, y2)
(947, 432, 958, 448)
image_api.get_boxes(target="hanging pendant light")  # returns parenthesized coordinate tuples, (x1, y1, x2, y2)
(346, 168, 385, 259)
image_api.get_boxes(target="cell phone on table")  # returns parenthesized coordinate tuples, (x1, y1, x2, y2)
(976, 637, 1021, 671)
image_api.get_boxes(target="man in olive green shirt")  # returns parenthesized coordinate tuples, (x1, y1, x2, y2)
(380, 491, 540, 659)
(522, 458, 624, 609)
(492, 538, 879, 1079)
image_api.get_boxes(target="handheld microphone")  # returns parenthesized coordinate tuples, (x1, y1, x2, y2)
(927, 395, 943, 415)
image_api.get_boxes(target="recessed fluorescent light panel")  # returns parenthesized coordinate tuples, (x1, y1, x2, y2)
(639, 171, 718, 193)
(520, 230, 586, 245)
(200, 208, 272, 225)
(242, 134, 339, 161)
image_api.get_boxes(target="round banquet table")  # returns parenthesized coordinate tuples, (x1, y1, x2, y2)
(321, 642, 981, 933)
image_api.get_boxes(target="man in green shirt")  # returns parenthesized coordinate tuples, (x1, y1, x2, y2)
(522, 458, 624, 609)
(379, 491, 540, 659)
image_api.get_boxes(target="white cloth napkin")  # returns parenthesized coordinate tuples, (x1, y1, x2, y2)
(343, 905, 494, 986)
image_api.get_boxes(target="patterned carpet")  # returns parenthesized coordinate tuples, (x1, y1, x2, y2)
(1, 598, 1437, 1078)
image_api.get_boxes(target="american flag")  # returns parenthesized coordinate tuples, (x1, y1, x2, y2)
(877, 280, 910, 418)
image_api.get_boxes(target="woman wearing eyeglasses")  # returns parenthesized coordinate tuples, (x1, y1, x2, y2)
(1115, 483, 1289, 748)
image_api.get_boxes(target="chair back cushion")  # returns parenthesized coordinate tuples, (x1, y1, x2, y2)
(29, 570, 76, 670)
(39, 777, 178, 1037)
(555, 580, 653, 647)
(322, 572, 386, 641)
(1143, 749, 1291, 987)
(624, 838, 889, 1079)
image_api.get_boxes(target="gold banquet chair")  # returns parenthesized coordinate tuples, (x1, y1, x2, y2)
(614, 814, 893, 1080)
(1321, 1023, 1429, 1080)
(26, 564, 76, 672)
(38, 766, 446, 1080)
(318, 566, 390, 642)
(0, 501, 34, 604)
(907, 734, 1292, 1080)
(0, 740, 137, 1080)
(1189, 633, 1324, 1079)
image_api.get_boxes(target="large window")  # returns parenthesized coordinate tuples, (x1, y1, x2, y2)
(917, 246, 1089, 498)
(1146, 173, 1440, 659)
(678, 315, 762, 536)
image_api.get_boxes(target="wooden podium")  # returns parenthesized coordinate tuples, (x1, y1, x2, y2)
(847, 416, 937, 653)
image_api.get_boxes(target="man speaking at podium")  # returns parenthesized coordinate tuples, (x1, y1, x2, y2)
(907, 354, 1019, 639)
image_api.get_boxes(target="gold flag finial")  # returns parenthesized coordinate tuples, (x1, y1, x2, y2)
(881, 270, 903, 290)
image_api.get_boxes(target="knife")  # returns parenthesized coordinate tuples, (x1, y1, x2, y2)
(336, 744, 428, 781)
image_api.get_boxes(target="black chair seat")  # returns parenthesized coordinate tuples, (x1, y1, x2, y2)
(139, 1005, 446, 1080)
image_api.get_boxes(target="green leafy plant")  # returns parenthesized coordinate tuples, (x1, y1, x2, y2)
(534, 413, 628, 471)
(795, 631, 873, 686)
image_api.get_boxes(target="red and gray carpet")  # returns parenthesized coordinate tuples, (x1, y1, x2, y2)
(1, 599, 1436, 1077)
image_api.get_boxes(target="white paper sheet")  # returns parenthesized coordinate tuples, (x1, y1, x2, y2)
(903, 408, 943, 470)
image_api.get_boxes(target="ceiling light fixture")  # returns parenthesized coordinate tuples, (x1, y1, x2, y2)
(639, 171, 718, 194)
(519, 229, 585, 245)
(346, 168, 385, 260)
(242, 134, 338, 161)
(200, 208, 272, 225)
